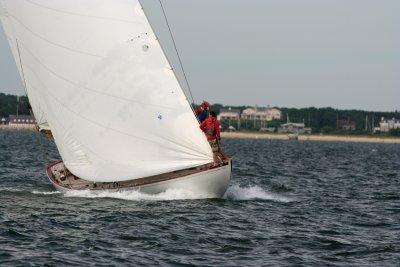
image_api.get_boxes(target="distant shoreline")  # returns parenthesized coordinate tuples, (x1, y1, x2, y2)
(0, 124, 36, 131)
(221, 132, 400, 144)
(1, 125, 399, 144)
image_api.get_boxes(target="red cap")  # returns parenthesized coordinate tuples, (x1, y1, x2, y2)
(201, 101, 210, 108)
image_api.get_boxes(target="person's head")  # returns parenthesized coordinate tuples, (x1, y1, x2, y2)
(201, 101, 210, 109)
(210, 111, 216, 118)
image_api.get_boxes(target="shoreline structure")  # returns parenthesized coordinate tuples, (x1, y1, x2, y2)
(1, 125, 399, 144)
(0, 124, 36, 131)
(222, 132, 400, 144)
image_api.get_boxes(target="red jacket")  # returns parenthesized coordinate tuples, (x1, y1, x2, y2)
(200, 117, 221, 140)
(194, 106, 205, 116)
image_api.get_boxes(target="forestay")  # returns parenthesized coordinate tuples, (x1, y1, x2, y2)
(0, 0, 212, 182)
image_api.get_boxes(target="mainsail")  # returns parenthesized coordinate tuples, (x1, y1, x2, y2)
(0, 0, 213, 182)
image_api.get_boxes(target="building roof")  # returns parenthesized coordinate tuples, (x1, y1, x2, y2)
(219, 108, 240, 114)
(242, 107, 281, 114)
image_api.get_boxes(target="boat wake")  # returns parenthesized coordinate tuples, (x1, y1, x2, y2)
(0, 187, 25, 193)
(1, 188, 60, 194)
(31, 190, 61, 195)
(62, 188, 210, 201)
(28, 185, 295, 203)
(224, 184, 294, 202)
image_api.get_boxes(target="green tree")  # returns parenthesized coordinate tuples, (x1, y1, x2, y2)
(0, 93, 30, 117)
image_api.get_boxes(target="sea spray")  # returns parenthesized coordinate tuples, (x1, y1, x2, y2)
(224, 184, 294, 202)
(31, 190, 61, 195)
(62, 188, 209, 201)
(36, 185, 295, 202)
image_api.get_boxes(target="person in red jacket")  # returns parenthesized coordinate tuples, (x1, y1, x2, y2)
(194, 101, 210, 123)
(200, 111, 229, 166)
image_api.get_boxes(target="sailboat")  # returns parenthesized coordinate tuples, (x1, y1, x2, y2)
(0, 0, 231, 198)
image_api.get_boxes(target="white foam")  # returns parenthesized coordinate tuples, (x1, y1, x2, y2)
(63, 188, 208, 201)
(1, 188, 61, 195)
(31, 190, 61, 195)
(0, 187, 24, 192)
(224, 184, 294, 202)
(29, 185, 295, 203)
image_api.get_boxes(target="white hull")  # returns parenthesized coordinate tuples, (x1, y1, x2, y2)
(134, 163, 231, 198)
(47, 161, 232, 199)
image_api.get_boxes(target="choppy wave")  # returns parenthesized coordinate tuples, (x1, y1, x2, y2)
(2, 132, 400, 266)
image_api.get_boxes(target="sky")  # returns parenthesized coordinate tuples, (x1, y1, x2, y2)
(1, 0, 399, 112)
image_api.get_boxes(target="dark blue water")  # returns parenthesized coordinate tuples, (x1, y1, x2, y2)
(1, 131, 400, 266)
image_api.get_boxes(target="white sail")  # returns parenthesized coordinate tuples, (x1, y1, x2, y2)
(0, 0, 213, 182)
(0, 1, 50, 131)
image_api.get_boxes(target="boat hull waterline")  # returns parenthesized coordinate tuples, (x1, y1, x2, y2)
(46, 160, 232, 198)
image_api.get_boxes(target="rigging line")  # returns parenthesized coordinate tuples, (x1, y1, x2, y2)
(157, 0, 196, 107)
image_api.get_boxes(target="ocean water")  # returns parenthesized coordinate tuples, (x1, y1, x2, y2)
(1, 131, 399, 266)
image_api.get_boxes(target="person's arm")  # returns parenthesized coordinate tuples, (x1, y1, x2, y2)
(199, 120, 206, 132)
(216, 121, 221, 140)
(194, 107, 201, 116)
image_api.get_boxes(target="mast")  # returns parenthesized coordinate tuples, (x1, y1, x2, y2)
(16, 96, 19, 116)
(372, 115, 374, 134)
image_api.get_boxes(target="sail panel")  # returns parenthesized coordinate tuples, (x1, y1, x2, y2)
(1, 0, 212, 182)
(0, 2, 51, 132)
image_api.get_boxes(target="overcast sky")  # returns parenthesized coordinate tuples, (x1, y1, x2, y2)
(1, 0, 399, 111)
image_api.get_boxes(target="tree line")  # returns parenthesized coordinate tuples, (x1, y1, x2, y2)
(0, 93, 30, 117)
(197, 103, 399, 136)
(279, 107, 399, 136)
(1, 93, 399, 136)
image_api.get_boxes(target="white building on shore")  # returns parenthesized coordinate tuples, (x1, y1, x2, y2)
(377, 117, 400, 132)
(218, 108, 241, 121)
(8, 115, 36, 125)
(241, 107, 281, 121)
(278, 122, 312, 134)
(218, 108, 241, 130)
(0, 115, 36, 131)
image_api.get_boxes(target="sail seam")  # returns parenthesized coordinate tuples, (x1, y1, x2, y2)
(8, 13, 104, 58)
(25, 0, 143, 25)
(16, 40, 175, 110)
(26, 68, 207, 160)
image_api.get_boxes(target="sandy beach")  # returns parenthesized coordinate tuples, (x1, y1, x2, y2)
(0, 124, 36, 131)
(221, 132, 400, 144)
(1, 125, 399, 144)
